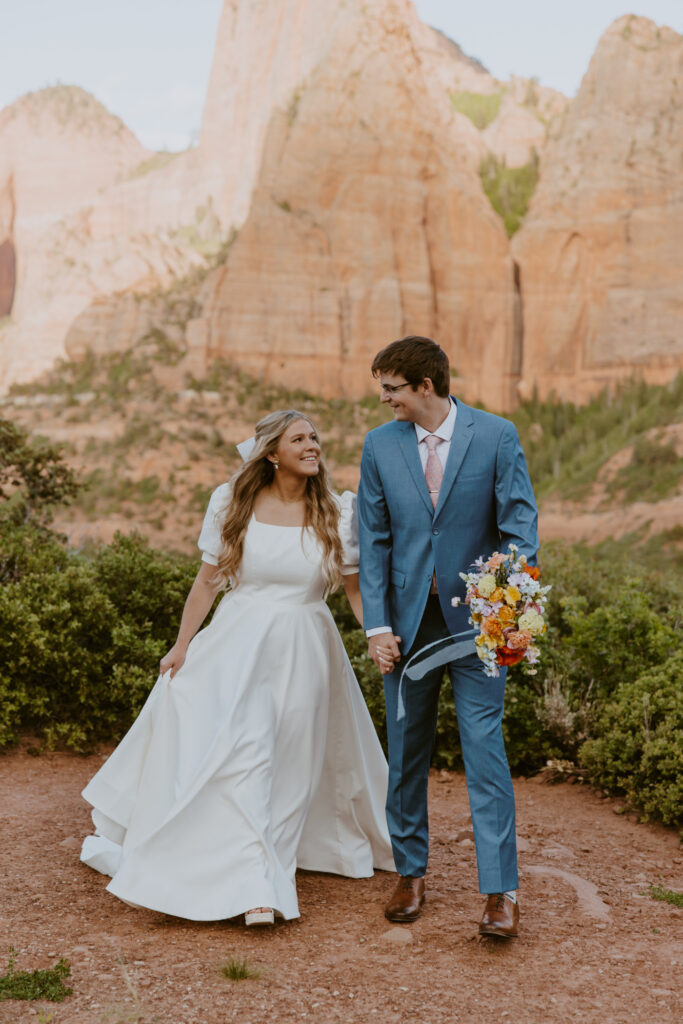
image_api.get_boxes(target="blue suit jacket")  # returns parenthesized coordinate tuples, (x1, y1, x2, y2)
(357, 400, 539, 654)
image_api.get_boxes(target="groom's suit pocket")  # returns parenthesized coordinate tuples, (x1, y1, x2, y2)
(390, 568, 406, 589)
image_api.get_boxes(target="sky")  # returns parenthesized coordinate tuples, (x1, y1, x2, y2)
(1, 0, 681, 152)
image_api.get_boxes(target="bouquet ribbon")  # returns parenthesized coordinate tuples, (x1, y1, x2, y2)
(396, 629, 478, 721)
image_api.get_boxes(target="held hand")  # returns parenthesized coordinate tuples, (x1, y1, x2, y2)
(159, 643, 188, 679)
(368, 634, 402, 675)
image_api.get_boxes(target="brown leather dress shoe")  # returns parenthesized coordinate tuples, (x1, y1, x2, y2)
(385, 876, 426, 923)
(479, 894, 519, 937)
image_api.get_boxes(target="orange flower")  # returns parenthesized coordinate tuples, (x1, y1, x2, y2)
(496, 646, 526, 667)
(498, 605, 515, 625)
(505, 629, 533, 651)
(482, 617, 504, 642)
(490, 587, 505, 603)
(524, 565, 541, 581)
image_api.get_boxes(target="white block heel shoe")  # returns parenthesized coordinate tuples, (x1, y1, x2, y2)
(245, 908, 275, 926)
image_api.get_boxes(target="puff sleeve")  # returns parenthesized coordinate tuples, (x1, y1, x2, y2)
(338, 490, 360, 575)
(197, 482, 232, 565)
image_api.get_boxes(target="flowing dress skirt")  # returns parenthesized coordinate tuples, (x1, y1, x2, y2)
(81, 519, 394, 920)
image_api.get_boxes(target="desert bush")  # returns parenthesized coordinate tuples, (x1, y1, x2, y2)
(450, 90, 502, 129)
(0, 416, 79, 523)
(580, 651, 683, 829)
(93, 532, 198, 639)
(512, 373, 683, 502)
(479, 152, 539, 236)
(0, 555, 163, 749)
(607, 434, 683, 503)
(0, 524, 198, 750)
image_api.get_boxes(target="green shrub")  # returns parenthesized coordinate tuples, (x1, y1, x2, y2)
(557, 584, 677, 699)
(512, 374, 683, 503)
(0, 517, 69, 584)
(0, 416, 79, 523)
(450, 90, 502, 129)
(479, 152, 539, 236)
(0, 948, 72, 1002)
(580, 652, 683, 829)
(0, 557, 162, 749)
(607, 435, 683, 503)
(93, 532, 198, 644)
(0, 526, 198, 751)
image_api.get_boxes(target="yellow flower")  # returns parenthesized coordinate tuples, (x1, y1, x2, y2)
(518, 609, 545, 635)
(490, 587, 505, 603)
(498, 605, 515, 624)
(504, 586, 521, 605)
(477, 574, 496, 598)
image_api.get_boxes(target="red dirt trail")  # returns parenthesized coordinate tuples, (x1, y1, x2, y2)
(1, 748, 681, 1024)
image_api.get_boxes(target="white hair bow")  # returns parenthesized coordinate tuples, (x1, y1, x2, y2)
(236, 437, 256, 461)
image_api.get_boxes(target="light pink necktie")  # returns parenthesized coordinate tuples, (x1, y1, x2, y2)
(425, 434, 444, 594)
(424, 434, 444, 509)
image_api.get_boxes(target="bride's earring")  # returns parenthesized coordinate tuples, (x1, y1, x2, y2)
(272, 459, 280, 470)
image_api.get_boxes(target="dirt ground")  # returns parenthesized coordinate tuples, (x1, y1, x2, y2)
(0, 748, 681, 1024)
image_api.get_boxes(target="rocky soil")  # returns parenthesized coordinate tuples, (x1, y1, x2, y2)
(1, 748, 681, 1024)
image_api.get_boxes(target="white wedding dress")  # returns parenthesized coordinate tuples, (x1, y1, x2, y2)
(80, 486, 394, 920)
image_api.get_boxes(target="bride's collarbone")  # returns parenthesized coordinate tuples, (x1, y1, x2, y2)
(253, 492, 306, 527)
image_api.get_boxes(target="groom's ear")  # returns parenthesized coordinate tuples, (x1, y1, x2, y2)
(422, 377, 434, 395)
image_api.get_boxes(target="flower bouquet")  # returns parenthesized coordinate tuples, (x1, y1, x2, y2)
(453, 544, 550, 677)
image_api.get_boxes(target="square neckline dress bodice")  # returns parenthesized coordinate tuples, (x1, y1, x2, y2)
(80, 491, 394, 920)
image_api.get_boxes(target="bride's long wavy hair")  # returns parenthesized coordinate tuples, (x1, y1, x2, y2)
(216, 410, 344, 594)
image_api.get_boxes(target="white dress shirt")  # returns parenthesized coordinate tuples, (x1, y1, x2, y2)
(366, 399, 457, 638)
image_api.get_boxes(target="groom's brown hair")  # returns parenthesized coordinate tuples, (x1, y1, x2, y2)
(371, 336, 450, 397)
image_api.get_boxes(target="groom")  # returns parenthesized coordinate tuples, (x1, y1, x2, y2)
(357, 336, 538, 937)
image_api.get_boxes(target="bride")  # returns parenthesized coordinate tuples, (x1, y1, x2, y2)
(80, 409, 394, 925)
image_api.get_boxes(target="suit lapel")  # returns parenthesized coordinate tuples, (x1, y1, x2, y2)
(397, 422, 434, 516)
(433, 400, 474, 521)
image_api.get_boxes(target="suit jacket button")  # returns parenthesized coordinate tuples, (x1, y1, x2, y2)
(432, 528, 439, 535)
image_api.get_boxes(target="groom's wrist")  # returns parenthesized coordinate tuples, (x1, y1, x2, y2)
(366, 626, 392, 638)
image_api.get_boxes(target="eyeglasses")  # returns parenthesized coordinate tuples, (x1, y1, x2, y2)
(379, 381, 412, 395)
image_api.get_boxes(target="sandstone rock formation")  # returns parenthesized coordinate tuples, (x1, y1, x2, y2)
(513, 15, 683, 402)
(0, 86, 210, 387)
(186, 0, 518, 407)
(1, 3, 680, 413)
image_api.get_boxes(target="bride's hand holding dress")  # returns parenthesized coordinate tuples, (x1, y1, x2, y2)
(157, 561, 217, 679)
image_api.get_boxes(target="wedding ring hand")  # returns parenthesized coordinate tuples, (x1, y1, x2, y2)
(378, 649, 395, 671)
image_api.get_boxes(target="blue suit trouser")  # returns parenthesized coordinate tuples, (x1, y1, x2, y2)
(383, 596, 518, 893)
